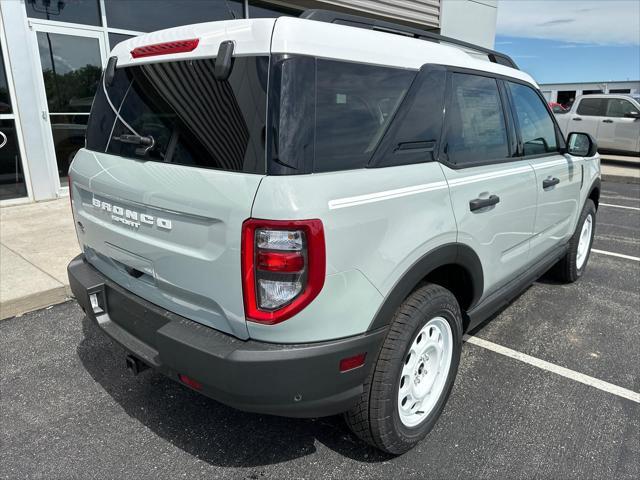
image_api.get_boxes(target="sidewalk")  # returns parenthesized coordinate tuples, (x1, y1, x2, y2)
(0, 198, 80, 319)
(600, 154, 640, 184)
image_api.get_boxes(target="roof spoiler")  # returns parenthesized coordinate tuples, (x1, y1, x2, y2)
(300, 9, 519, 70)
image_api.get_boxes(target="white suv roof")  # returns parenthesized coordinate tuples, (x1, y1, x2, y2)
(111, 17, 537, 87)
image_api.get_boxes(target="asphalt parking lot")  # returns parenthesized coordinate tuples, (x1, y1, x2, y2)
(1, 180, 638, 480)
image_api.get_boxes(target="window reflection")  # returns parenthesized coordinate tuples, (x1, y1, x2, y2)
(445, 74, 509, 165)
(109, 33, 135, 51)
(37, 32, 102, 113)
(0, 44, 12, 114)
(0, 120, 28, 200)
(25, 0, 101, 26)
(508, 82, 558, 156)
(36, 32, 101, 184)
(50, 114, 87, 179)
(104, 0, 243, 32)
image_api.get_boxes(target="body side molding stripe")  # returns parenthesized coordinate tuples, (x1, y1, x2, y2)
(328, 181, 448, 210)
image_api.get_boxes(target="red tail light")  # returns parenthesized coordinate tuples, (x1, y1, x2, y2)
(241, 219, 325, 325)
(131, 38, 199, 58)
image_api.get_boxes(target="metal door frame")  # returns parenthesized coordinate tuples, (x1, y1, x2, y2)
(27, 20, 108, 197)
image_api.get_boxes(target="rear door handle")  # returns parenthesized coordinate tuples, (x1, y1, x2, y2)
(543, 177, 560, 189)
(602, 119, 614, 123)
(469, 195, 500, 212)
(572, 117, 582, 121)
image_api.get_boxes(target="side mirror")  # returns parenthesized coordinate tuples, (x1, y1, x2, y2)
(566, 132, 597, 157)
(624, 111, 640, 119)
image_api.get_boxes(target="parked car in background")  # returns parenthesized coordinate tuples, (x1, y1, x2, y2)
(555, 94, 640, 155)
(549, 102, 568, 114)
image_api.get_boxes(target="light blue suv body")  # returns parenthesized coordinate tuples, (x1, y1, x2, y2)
(67, 11, 601, 454)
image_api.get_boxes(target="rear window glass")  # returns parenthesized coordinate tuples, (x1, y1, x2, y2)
(269, 56, 415, 174)
(444, 73, 509, 166)
(576, 98, 605, 116)
(86, 56, 268, 174)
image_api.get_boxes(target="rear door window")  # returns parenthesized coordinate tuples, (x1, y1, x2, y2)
(314, 60, 415, 172)
(508, 82, 558, 156)
(86, 56, 268, 173)
(269, 56, 415, 174)
(576, 98, 606, 116)
(605, 98, 637, 117)
(371, 67, 446, 168)
(443, 73, 509, 166)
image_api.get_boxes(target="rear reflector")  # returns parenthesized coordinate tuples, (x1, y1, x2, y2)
(131, 38, 199, 58)
(339, 353, 367, 372)
(178, 374, 202, 390)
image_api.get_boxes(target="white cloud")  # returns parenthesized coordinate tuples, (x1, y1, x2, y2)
(496, 0, 640, 45)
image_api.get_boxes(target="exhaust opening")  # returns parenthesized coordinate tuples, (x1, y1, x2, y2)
(125, 354, 149, 376)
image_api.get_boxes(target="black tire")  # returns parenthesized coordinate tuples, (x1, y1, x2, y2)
(345, 283, 463, 455)
(554, 199, 596, 283)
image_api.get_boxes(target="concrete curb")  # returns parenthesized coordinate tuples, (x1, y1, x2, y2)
(0, 286, 73, 320)
(602, 173, 640, 184)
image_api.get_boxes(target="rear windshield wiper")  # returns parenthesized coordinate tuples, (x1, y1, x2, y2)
(112, 134, 155, 156)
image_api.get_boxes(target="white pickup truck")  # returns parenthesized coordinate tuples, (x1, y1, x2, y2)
(555, 94, 640, 155)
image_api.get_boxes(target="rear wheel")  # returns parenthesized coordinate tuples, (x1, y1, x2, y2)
(555, 199, 596, 283)
(345, 283, 463, 454)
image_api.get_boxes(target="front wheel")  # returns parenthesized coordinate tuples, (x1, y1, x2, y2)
(555, 199, 596, 282)
(345, 283, 463, 454)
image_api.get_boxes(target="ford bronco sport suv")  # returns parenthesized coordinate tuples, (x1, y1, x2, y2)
(67, 10, 601, 454)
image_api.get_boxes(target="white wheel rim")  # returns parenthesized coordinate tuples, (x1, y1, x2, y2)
(397, 317, 453, 428)
(576, 214, 593, 270)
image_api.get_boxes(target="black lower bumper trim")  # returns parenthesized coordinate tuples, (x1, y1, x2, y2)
(68, 255, 386, 417)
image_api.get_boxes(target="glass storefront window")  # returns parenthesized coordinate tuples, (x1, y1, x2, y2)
(37, 32, 102, 113)
(25, 0, 101, 26)
(36, 32, 102, 183)
(0, 120, 28, 200)
(0, 44, 11, 115)
(248, 1, 300, 18)
(108, 33, 135, 51)
(104, 0, 243, 32)
(1, 40, 28, 200)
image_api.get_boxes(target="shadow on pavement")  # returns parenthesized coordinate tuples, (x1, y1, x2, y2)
(76, 316, 393, 467)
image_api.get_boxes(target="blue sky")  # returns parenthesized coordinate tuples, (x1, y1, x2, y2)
(495, 0, 640, 84)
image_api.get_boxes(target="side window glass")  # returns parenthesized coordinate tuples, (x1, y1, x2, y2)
(605, 99, 636, 117)
(576, 98, 605, 116)
(444, 73, 509, 166)
(314, 60, 415, 172)
(373, 68, 446, 167)
(508, 82, 558, 156)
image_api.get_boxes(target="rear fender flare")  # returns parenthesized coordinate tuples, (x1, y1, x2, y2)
(367, 243, 483, 331)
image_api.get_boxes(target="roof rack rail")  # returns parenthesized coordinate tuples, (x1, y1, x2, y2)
(300, 9, 519, 70)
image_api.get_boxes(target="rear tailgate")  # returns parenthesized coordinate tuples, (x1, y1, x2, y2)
(70, 20, 274, 339)
(72, 154, 261, 339)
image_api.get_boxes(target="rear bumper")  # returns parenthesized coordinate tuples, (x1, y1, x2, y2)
(68, 255, 385, 417)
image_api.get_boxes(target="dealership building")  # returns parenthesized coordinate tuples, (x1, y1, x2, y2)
(540, 80, 640, 106)
(0, 0, 499, 204)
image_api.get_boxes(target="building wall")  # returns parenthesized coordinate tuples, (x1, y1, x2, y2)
(540, 81, 640, 103)
(316, 0, 440, 28)
(439, 0, 498, 49)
